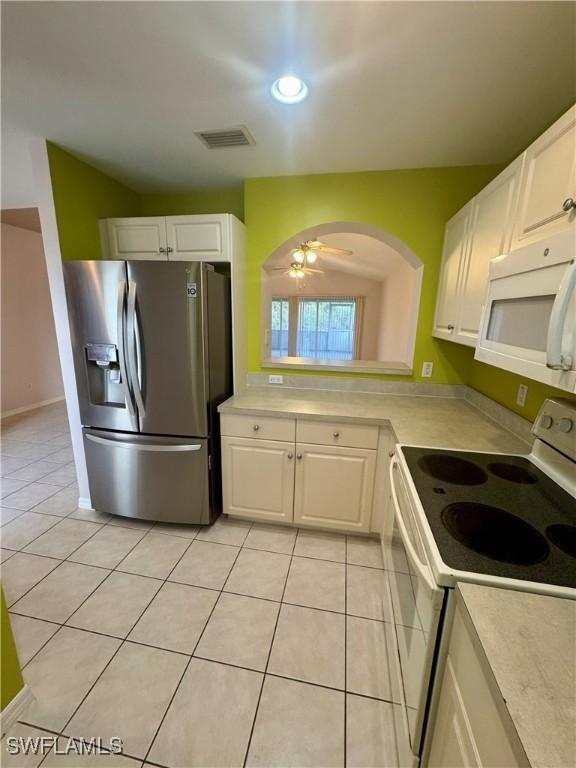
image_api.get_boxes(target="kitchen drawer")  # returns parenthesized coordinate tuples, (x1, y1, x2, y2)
(220, 413, 295, 442)
(296, 419, 378, 450)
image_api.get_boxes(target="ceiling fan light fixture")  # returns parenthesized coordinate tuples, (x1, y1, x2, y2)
(292, 249, 305, 264)
(289, 262, 305, 278)
(305, 250, 317, 264)
(271, 75, 308, 104)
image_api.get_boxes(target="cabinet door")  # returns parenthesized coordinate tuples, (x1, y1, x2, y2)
(294, 443, 375, 532)
(427, 659, 480, 768)
(105, 217, 168, 260)
(433, 203, 471, 341)
(455, 158, 522, 345)
(221, 436, 294, 522)
(166, 214, 230, 262)
(511, 105, 576, 248)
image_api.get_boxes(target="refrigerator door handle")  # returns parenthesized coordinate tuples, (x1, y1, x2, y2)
(117, 281, 137, 428)
(86, 434, 202, 452)
(127, 280, 146, 417)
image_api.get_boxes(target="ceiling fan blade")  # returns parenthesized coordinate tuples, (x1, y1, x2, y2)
(316, 245, 353, 256)
(304, 268, 324, 274)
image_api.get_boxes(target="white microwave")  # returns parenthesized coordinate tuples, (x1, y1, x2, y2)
(476, 229, 576, 393)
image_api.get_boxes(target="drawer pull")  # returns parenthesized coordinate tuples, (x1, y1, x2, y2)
(253, 424, 260, 432)
(333, 431, 340, 438)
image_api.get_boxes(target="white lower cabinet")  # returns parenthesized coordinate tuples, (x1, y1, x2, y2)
(426, 603, 524, 768)
(427, 658, 481, 768)
(293, 443, 375, 532)
(221, 415, 382, 532)
(221, 436, 294, 523)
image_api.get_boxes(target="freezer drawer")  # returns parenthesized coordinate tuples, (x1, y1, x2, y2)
(84, 429, 213, 524)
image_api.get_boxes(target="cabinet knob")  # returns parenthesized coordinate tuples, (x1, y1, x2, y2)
(287, 452, 294, 460)
(159, 247, 167, 253)
(253, 424, 260, 432)
(562, 198, 576, 212)
(333, 431, 340, 438)
(388, 451, 395, 458)
(166, 246, 173, 253)
(296, 453, 303, 460)
(447, 324, 454, 331)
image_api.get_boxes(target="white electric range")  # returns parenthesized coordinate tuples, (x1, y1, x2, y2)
(383, 398, 576, 767)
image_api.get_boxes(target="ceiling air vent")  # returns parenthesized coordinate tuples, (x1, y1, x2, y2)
(195, 126, 255, 149)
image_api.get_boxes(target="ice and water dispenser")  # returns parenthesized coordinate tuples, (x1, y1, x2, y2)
(84, 343, 125, 407)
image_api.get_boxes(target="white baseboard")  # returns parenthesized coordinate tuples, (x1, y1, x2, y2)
(0, 685, 34, 737)
(1, 396, 65, 419)
(77, 496, 93, 510)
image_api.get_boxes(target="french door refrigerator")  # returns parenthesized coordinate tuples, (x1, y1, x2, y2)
(63, 260, 232, 525)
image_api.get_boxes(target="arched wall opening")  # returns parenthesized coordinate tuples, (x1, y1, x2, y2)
(261, 222, 423, 374)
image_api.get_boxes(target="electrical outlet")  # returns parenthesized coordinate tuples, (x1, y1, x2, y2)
(516, 384, 528, 407)
(268, 375, 284, 385)
(421, 362, 433, 378)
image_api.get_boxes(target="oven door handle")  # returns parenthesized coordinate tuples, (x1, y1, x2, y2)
(389, 457, 437, 593)
(547, 258, 576, 371)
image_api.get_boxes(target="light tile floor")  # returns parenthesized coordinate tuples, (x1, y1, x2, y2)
(1, 402, 400, 767)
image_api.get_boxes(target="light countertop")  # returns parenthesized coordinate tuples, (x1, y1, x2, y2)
(219, 388, 530, 453)
(457, 583, 576, 768)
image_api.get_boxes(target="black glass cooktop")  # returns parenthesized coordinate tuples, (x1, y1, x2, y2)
(401, 447, 576, 589)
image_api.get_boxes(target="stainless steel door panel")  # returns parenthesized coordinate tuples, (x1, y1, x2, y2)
(126, 261, 208, 437)
(63, 261, 137, 432)
(84, 428, 211, 524)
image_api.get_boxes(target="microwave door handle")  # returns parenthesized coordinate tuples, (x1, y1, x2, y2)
(547, 259, 576, 370)
(117, 282, 137, 427)
(389, 458, 437, 593)
(127, 280, 146, 417)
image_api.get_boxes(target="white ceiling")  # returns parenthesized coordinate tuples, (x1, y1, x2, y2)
(2, 1, 575, 208)
(263, 232, 408, 280)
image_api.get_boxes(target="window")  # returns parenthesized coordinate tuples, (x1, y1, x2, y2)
(271, 296, 361, 360)
(271, 297, 290, 356)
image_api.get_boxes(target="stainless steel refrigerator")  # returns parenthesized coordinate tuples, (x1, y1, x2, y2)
(63, 260, 232, 525)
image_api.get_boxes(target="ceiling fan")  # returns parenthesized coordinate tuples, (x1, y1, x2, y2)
(271, 238, 354, 279)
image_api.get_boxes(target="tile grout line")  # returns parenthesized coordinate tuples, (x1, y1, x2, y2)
(141, 520, 253, 766)
(241, 523, 298, 768)
(6, 519, 114, 612)
(11, 523, 186, 672)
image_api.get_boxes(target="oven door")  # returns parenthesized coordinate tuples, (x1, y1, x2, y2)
(385, 457, 446, 763)
(475, 230, 576, 393)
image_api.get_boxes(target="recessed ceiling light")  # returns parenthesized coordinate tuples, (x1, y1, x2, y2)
(271, 75, 308, 104)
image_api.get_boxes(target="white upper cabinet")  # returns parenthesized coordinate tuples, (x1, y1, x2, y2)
(433, 203, 471, 341)
(104, 217, 168, 260)
(455, 157, 522, 345)
(511, 104, 576, 248)
(434, 104, 575, 349)
(101, 214, 234, 262)
(166, 214, 230, 262)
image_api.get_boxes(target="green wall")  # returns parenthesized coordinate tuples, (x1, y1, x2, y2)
(244, 167, 502, 384)
(1, 587, 24, 711)
(140, 187, 244, 222)
(464, 350, 576, 422)
(47, 143, 141, 261)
